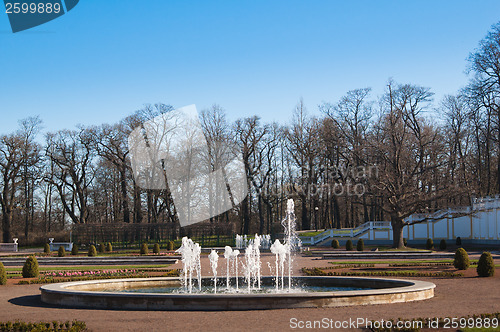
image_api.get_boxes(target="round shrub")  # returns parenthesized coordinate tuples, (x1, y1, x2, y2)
(439, 239, 447, 250)
(106, 242, 113, 252)
(88, 245, 97, 257)
(356, 239, 364, 251)
(345, 239, 353, 251)
(22, 255, 39, 278)
(426, 238, 434, 250)
(153, 243, 160, 254)
(403, 238, 408, 247)
(331, 239, 340, 249)
(140, 243, 149, 255)
(98, 243, 105, 253)
(58, 246, 66, 257)
(167, 241, 174, 251)
(0, 262, 6, 285)
(71, 245, 78, 255)
(455, 237, 462, 246)
(453, 248, 470, 270)
(44, 243, 50, 254)
(477, 252, 495, 277)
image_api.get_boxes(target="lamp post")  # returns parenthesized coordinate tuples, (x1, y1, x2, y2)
(314, 206, 319, 232)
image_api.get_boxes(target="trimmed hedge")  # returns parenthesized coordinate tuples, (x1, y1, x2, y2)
(455, 237, 462, 246)
(22, 256, 39, 278)
(426, 238, 434, 250)
(166, 241, 174, 251)
(140, 243, 149, 255)
(71, 245, 78, 255)
(0, 262, 6, 285)
(57, 246, 66, 257)
(153, 243, 160, 254)
(88, 245, 97, 257)
(44, 243, 50, 254)
(477, 252, 495, 277)
(356, 239, 364, 251)
(98, 243, 105, 253)
(331, 239, 339, 249)
(453, 248, 470, 270)
(0, 320, 86, 331)
(345, 239, 353, 251)
(106, 242, 113, 252)
(439, 239, 447, 250)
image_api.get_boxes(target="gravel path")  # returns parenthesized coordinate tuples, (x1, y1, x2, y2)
(0, 254, 498, 332)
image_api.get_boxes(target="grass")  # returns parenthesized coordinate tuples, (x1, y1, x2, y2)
(375, 247, 432, 252)
(302, 267, 463, 278)
(6, 264, 171, 273)
(328, 259, 456, 265)
(299, 231, 323, 237)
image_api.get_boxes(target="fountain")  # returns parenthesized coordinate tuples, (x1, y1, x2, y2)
(208, 249, 218, 293)
(40, 199, 436, 310)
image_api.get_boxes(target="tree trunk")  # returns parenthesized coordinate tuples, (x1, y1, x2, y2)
(258, 194, 265, 235)
(242, 195, 250, 235)
(2, 211, 11, 243)
(120, 167, 130, 223)
(391, 214, 405, 248)
(301, 195, 309, 230)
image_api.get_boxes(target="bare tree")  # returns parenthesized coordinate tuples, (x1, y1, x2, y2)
(45, 129, 95, 225)
(370, 81, 451, 248)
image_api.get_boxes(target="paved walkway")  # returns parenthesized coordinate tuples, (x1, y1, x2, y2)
(0, 254, 498, 332)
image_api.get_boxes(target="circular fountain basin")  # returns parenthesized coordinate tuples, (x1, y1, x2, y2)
(40, 276, 435, 310)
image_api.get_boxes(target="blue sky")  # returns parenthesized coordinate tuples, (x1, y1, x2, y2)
(1, 0, 499, 135)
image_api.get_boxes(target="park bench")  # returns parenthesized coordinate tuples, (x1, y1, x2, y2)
(48, 238, 73, 251)
(0, 238, 18, 252)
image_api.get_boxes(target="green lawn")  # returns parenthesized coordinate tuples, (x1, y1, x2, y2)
(6, 264, 170, 273)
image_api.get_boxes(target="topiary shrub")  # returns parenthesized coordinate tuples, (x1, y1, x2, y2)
(455, 237, 462, 246)
(477, 252, 495, 277)
(345, 239, 353, 251)
(106, 242, 113, 252)
(0, 262, 6, 285)
(71, 245, 78, 255)
(403, 238, 408, 247)
(98, 243, 106, 253)
(453, 248, 470, 270)
(22, 255, 39, 278)
(153, 243, 160, 254)
(88, 245, 97, 257)
(167, 241, 174, 251)
(44, 243, 50, 254)
(140, 243, 149, 255)
(356, 239, 364, 251)
(426, 238, 434, 250)
(58, 246, 66, 257)
(331, 239, 340, 249)
(439, 239, 447, 250)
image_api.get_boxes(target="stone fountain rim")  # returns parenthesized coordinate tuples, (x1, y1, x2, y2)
(40, 276, 435, 299)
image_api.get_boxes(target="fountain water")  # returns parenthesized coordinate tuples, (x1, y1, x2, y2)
(281, 199, 301, 290)
(175, 237, 202, 293)
(243, 240, 261, 290)
(208, 249, 219, 293)
(270, 239, 288, 290)
(177, 199, 299, 293)
(236, 233, 271, 250)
